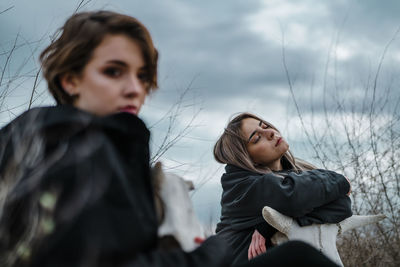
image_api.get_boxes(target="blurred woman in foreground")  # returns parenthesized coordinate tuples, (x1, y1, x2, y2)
(0, 10, 229, 267)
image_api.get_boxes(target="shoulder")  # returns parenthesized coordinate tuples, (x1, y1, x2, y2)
(0, 106, 151, 177)
(220, 164, 264, 191)
(1, 105, 150, 143)
(222, 164, 260, 180)
(0, 106, 90, 138)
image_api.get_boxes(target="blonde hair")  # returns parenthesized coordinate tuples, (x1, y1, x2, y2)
(213, 112, 316, 174)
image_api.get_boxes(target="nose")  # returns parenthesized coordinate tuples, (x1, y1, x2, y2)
(124, 74, 146, 98)
(263, 129, 275, 140)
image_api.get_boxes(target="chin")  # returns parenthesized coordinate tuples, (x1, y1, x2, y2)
(284, 142, 289, 151)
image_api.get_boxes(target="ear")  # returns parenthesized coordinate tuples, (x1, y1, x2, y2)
(60, 73, 81, 96)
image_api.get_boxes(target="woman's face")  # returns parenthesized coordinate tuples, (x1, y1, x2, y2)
(61, 34, 149, 116)
(241, 118, 289, 170)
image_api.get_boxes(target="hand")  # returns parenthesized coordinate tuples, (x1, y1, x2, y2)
(345, 176, 352, 196)
(248, 229, 266, 260)
(194, 236, 205, 244)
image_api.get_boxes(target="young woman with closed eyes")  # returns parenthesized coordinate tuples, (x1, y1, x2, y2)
(214, 112, 352, 266)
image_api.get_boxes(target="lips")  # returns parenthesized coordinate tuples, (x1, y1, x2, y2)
(275, 137, 282, 147)
(119, 106, 138, 115)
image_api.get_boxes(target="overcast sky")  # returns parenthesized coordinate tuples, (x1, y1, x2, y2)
(1, 0, 399, 224)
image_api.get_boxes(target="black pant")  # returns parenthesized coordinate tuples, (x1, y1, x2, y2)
(234, 241, 340, 267)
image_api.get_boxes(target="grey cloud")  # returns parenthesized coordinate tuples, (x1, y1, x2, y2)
(3, 1, 399, 225)
(2, 0, 399, 150)
(326, 0, 400, 40)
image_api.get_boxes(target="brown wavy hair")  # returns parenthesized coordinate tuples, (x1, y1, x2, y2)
(40, 10, 158, 105)
(213, 112, 316, 173)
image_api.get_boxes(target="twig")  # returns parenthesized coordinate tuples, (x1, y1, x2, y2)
(280, 27, 327, 168)
(0, 6, 14, 15)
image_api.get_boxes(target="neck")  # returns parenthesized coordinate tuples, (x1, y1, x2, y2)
(267, 159, 283, 171)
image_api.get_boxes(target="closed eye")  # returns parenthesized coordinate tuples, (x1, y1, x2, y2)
(252, 134, 261, 144)
(261, 123, 271, 129)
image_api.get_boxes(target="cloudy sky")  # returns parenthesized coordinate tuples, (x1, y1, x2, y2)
(1, 0, 399, 224)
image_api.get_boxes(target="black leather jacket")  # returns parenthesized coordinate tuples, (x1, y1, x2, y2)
(0, 106, 230, 267)
(216, 164, 352, 265)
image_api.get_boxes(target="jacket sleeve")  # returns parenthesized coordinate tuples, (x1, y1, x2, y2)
(226, 169, 350, 218)
(296, 195, 352, 226)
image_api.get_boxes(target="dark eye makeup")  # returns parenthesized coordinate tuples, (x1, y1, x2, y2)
(261, 123, 270, 129)
(250, 123, 272, 144)
(103, 67, 122, 77)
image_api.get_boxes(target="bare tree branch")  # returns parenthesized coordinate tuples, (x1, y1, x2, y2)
(0, 6, 14, 15)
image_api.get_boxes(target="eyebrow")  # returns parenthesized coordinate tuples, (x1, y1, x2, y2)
(106, 60, 128, 67)
(105, 60, 146, 70)
(247, 120, 262, 143)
